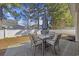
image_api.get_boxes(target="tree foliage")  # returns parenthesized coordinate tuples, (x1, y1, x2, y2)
(45, 3, 73, 29)
(0, 3, 73, 29)
(0, 3, 21, 20)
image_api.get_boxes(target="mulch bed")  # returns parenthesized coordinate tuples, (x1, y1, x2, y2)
(0, 35, 30, 56)
(0, 49, 6, 56)
(62, 35, 75, 42)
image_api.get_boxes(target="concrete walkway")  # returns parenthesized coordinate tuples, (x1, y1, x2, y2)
(4, 39, 79, 56)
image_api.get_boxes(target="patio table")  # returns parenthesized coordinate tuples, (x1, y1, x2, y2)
(38, 34, 54, 55)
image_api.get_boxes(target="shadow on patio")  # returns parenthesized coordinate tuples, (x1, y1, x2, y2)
(3, 38, 79, 56)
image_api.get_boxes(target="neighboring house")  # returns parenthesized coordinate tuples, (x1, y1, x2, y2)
(11, 25, 25, 29)
(0, 19, 26, 29)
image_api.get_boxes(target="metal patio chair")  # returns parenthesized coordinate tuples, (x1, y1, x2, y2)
(30, 32, 43, 56)
(46, 33, 62, 55)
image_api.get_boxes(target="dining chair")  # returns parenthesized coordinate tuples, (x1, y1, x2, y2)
(46, 33, 62, 55)
(49, 32, 55, 39)
(30, 32, 43, 56)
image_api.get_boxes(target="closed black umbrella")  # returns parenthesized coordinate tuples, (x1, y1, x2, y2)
(42, 7, 48, 30)
(41, 7, 49, 35)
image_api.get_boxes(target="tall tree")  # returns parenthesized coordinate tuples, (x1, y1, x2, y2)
(45, 3, 73, 29)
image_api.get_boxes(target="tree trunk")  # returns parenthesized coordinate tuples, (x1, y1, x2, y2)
(60, 18, 66, 29)
(37, 9, 39, 29)
(0, 6, 3, 26)
(52, 19, 56, 29)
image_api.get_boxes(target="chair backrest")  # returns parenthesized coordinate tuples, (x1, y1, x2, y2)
(49, 32, 55, 39)
(54, 33, 62, 46)
(29, 34, 36, 45)
(41, 30, 49, 35)
(30, 31, 38, 44)
(49, 30, 55, 34)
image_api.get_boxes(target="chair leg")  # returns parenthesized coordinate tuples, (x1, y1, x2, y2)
(33, 46, 36, 56)
(50, 45, 54, 55)
(31, 43, 34, 56)
(58, 44, 60, 51)
(42, 42, 44, 56)
(31, 45, 36, 56)
(57, 44, 60, 55)
(54, 46, 57, 55)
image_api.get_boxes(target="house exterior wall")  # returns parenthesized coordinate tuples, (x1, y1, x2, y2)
(76, 5, 79, 41)
(69, 4, 79, 41)
(70, 4, 79, 41)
